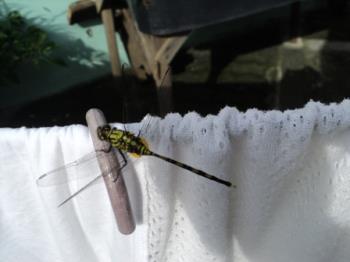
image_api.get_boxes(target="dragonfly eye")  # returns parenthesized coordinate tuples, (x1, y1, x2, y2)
(97, 125, 111, 140)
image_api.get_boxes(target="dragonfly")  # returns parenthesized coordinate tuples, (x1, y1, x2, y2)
(37, 117, 233, 207)
(37, 66, 232, 206)
(97, 124, 232, 187)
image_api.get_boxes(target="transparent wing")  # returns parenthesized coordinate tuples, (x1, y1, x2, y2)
(57, 174, 104, 207)
(117, 114, 155, 140)
(37, 149, 140, 207)
(38, 171, 106, 208)
(36, 150, 107, 187)
(137, 114, 154, 137)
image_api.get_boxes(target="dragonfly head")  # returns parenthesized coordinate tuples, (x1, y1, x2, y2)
(97, 125, 112, 141)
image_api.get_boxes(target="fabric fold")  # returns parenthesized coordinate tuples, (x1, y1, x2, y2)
(2, 99, 350, 262)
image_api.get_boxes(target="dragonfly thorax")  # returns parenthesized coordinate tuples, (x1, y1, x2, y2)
(98, 125, 152, 156)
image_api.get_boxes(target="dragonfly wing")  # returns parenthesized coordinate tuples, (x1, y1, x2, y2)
(36, 151, 106, 187)
(57, 174, 103, 207)
(38, 149, 142, 207)
(56, 154, 134, 206)
(138, 114, 153, 137)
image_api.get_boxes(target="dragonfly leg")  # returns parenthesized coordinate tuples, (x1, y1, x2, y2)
(118, 149, 128, 166)
(113, 149, 128, 182)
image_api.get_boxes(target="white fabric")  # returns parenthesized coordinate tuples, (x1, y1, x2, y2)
(0, 125, 147, 262)
(141, 99, 350, 262)
(2, 99, 350, 262)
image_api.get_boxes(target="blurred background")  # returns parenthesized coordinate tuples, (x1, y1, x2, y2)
(0, 0, 349, 127)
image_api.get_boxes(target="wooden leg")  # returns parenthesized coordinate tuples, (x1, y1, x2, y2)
(119, 9, 189, 115)
(157, 66, 173, 116)
(101, 7, 121, 77)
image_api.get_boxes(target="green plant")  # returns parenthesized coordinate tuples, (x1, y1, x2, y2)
(0, 10, 64, 84)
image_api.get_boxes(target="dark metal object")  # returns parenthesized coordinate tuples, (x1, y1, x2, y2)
(128, 0, 302, 35)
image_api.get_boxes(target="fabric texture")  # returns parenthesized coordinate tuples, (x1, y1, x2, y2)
(140, 99, 350, 262)
(2, 99, 350, 261)
(0, 125, 147, 262)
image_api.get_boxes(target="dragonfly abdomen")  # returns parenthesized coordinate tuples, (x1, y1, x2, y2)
(150, 152, 232, 187)
(98, 125, 232, 187)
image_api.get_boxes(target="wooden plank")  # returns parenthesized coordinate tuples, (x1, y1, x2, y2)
(94, 0, 104, 13)
(138, 34, 159, 73)
(153, 36, 187, 87)
(120, 10, 188, 83)
(121, 10, 169, 84)
(156, 67, 173, 116)
(137, 33, 170, 86)
(119, 9, 187, 114)
(155, 36, 187, 67)
(136, 31, 187, 86)
(101, 6, 121, 77)
(86, 108, 135, 235)
(121, 9, 150, 79)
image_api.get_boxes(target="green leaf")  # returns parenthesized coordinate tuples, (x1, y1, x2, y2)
(0, 8, 63, 84)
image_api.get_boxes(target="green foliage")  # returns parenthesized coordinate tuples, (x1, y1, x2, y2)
(0, 10, 64, 84)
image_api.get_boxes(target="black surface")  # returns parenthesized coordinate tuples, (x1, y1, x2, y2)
(129, 0, 299, 35)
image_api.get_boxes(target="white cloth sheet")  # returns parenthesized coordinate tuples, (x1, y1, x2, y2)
(0, 125, 147, 262)
(2, 99, 350, 262)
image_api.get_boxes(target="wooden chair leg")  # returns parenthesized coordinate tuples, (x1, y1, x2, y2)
(101, 7, 121, 77)
(157, 67, 173, 116)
